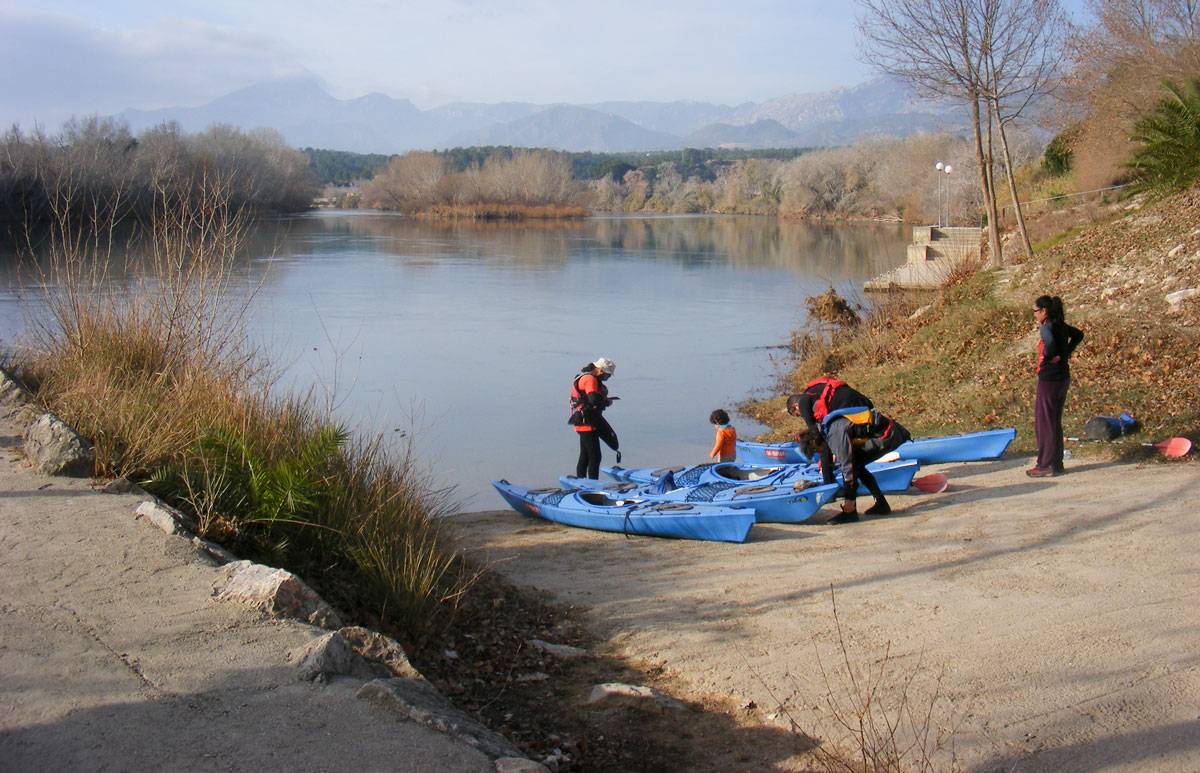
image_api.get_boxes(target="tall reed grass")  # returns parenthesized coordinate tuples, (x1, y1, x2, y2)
(17, 177, 471, 637)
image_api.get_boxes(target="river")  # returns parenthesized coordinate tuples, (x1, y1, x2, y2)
(0, 211, 908, 509)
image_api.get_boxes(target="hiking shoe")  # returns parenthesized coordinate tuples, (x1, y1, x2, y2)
(865, 501, 892, 515)
(829, 510, 860, 524)
(1025, 466, 1057, 478)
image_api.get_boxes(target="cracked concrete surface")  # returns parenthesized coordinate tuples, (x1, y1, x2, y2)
(0, 416, 493, 772)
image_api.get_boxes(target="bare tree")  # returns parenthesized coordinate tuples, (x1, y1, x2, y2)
(857, 0, 1006, 264)
(978, 0, 1068, 257)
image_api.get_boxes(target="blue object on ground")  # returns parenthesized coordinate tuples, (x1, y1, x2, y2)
(491, 480, 756, 543)
(736, 427, 1018, 465)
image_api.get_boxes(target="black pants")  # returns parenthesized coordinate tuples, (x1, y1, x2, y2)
(576, 431, 602, 479)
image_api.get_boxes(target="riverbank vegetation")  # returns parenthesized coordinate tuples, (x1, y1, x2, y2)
(11, 183, 467, 637)
(360, 149, 586, 218)
(0, 119, 318, 233)
(747, 65, 1200, 458)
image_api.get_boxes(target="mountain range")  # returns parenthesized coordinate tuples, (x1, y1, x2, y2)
(117, 75, 968, 154)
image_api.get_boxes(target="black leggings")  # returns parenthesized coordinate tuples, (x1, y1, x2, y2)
(576, 431, 602, 479)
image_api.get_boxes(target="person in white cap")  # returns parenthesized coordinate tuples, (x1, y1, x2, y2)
(567, 358, 619, 478)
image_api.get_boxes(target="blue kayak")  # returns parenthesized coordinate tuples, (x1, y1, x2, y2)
(491, 480, 756, 543)
(736, 428, 1018, 465)
(602, 458, 920, 494)
(559, 476, 840, 524)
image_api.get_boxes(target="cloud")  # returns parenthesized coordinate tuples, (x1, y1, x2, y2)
(0, 6, 304, 128)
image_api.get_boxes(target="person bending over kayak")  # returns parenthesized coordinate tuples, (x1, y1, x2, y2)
(568, 358, 619, 479)
(799, 405, 911, 524)
(787, 377, 873, 478)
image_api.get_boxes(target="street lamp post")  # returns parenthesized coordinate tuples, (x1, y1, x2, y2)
(942, 164, 953, 226)
(935, 162, 944, 225)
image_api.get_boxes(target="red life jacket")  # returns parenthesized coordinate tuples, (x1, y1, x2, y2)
(569, 373, 606, 432)
(805, 376, 847, 422)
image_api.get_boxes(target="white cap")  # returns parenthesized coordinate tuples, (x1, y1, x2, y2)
(593, 357, 615, 375)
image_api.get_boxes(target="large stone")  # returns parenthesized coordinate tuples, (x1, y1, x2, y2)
(212, 560, 342, 629)
(339, 626, 424, 680)
(0, 367, 32, 407)
(526, 639, 587, 660)
(134, 500, 197, 536)
(358, 677, 525, 760)
(22, 413, 94, 476)
(585, 682, 686, 711)
(289, 630, 387, 682)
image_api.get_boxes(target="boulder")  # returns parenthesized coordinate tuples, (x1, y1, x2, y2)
(338, 626, 424, 680)
(0, 367, 32, 407)
(585, 682, 686, 711)
(22, 413, 94, 476)
(1168, 243, 1186, 259)
(135, 500, 197, 536)
(358, 677, 525, 760)
(212, 560, 342, 629)
(289, 630, 387, 682)
(526, 639, 587, 660)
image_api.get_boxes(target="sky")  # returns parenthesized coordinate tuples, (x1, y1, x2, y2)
(0, 0, 1092, 129)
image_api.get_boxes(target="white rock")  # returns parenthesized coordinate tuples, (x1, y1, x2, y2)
(190, 536, 238, 565)
(908, 304, 932, 320)
(289, 630, 387, 682)
(22, 413, 93, 476)
(527, 639, 587, 660)
(0, 367, 31, 407)
(212, 560, 342, 629)
(358, 678, 524, 759)
(135, 500, 197, 536)
(1166, 288, 1199, 311)
(1168, 244, 1186, 258)
(339, 626, 424, 680)
(585, 682, 686, 711)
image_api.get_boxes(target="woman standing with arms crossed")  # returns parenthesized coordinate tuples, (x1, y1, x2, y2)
(1029, 296, 1084, 478)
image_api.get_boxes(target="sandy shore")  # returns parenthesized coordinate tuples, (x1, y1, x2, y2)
(457, 457, 1200, 770)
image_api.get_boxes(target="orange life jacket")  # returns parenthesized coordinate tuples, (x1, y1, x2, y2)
(569, 373, 606, 432)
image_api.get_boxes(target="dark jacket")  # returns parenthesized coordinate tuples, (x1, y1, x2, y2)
(1037, 321, 1084, 381)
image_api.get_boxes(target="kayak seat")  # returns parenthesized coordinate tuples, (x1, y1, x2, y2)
(579, 491, 642, 507)
(714, 464, 781, 481)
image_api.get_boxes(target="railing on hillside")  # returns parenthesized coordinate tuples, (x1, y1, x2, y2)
(997, 184, 1131, 226)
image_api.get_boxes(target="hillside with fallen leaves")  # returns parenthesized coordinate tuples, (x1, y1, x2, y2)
(746, 185, 1200, 458)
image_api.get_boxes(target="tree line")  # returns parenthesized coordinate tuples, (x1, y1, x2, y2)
(1, 118, 319, 231)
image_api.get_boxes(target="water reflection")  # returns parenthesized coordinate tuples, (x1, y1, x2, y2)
(0, 212, 908, 507)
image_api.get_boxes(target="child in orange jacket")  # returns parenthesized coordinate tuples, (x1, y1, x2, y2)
(709, 409, 737, 462)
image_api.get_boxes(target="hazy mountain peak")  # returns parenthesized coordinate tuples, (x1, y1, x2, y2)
(113, 75, 967, 154)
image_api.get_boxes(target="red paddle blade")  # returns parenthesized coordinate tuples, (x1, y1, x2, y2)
(912, 473, 949, 494)
(1153, 437, 1193, 458)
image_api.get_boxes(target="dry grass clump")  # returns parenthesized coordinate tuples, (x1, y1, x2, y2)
(16, 181, 471, 637)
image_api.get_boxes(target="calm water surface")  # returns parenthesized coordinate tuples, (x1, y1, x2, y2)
(0, 212, 907, 508)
